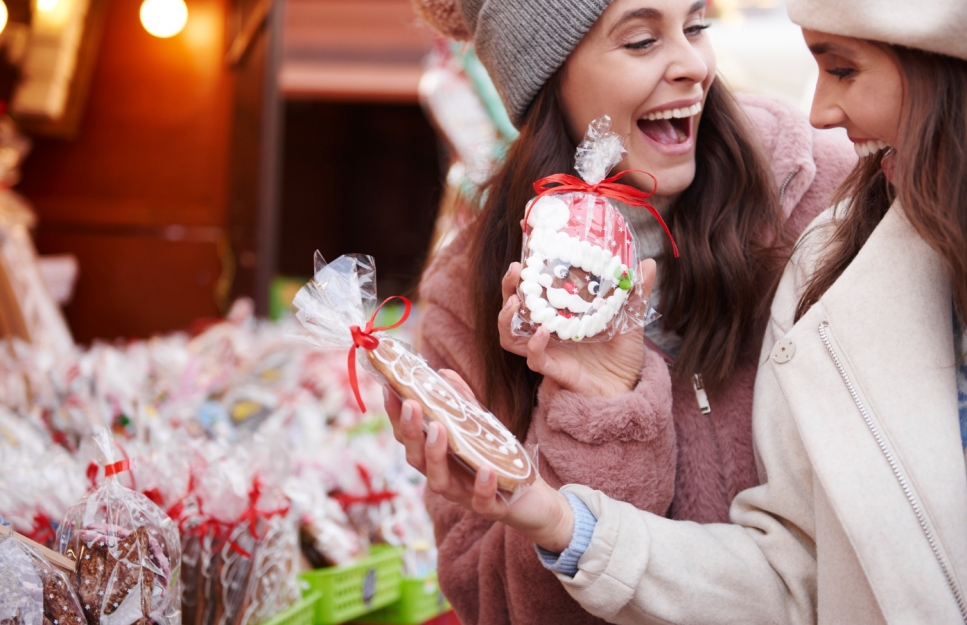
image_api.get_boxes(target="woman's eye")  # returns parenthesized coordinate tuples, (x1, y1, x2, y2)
(825, 67, 857, 81)
(553, 264, 570, 279)
(624, 38, 657, 51)
(684, 23, 710, 37)
(588, 281, 601, 296)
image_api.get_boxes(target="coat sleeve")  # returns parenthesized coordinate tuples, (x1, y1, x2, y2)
(549, 250, 827, 625)
(416, 296, 678, 625)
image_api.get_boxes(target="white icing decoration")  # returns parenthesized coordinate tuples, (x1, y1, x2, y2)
(527, 196, 571, 231)
(371, 337, 534, 484)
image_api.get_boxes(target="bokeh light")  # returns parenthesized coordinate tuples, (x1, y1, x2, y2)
(139, 0, 188, 38)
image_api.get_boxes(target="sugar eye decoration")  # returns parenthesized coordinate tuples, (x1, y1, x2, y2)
(588, 277, 602, 296)
(552, 262, 570, 279)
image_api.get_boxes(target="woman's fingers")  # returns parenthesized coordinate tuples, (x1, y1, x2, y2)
(439, 369, 480, 407)
(638, 258, 658, 301)
(497, 294, 526, 355)
(384, 387, 404, 441)
(501, 262, 522, 303)
(524, 326, 557, 378)
(398, 400, 428, 473)
(470, 464, 507, 519)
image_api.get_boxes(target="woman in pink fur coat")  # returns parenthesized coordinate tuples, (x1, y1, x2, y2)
(396, 0, 856, 623)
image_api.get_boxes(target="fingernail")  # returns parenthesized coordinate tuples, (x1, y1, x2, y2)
(401, 403, 412, 423)
(477, 465, 492, 484)
(504, 265, 513, 278)
(502, 297, 513, 311)
(427, 422, 439, 444)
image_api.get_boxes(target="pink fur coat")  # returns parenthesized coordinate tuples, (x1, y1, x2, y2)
(416, 94, 856, 625)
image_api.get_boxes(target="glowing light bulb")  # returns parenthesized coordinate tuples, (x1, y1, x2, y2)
(139, 0, 188, 38)
(0, 1, 8, 35)
(36, 0, 56, 12)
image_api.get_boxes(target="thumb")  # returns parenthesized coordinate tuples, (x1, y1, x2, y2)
(637, 258, 657, 300)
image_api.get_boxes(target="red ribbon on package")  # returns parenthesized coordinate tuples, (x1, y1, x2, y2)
(333, 464, 398, 510)
(532, 169, 679, 258)
(348, 296, 412, 412)
(105, 459, 131, 477)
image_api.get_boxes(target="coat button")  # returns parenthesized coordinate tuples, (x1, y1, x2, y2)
(771, 338, 795, 364)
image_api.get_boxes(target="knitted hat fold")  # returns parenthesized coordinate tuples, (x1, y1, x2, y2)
(413, 0, 614, 127)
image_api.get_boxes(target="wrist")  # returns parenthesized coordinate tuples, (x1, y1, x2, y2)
(534, 490, 574, 553)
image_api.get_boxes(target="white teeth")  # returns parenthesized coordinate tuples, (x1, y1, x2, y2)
(644, 101, 703, 121)
(853, 139, 891, 158)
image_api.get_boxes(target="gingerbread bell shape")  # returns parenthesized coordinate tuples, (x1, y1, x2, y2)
(514, 115, 677, 342)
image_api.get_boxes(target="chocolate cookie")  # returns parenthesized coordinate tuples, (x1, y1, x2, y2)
(366, 335, 535, 493)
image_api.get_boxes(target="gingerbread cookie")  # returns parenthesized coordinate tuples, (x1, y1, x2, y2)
(366, 335, 535, 493)
(517, 193, 637, 341)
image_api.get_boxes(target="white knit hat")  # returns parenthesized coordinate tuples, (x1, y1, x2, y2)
(786, 0, 967, 61)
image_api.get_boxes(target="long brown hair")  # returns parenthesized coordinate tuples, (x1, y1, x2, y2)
(468, 75, 784, 440)
(796, 47, 967, 333)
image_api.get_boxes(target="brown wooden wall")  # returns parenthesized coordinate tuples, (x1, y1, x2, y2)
(17, 0, 234, 343)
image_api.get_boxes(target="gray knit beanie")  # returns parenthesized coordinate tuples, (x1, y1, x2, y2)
(415, 0, 613, 127)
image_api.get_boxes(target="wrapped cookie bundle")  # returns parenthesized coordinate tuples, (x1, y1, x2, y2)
(56, 428, 181, 625)
(179, 452, 299, 625)
(514, 115, 675, 342)
(0, 526, 86, 625)
(291, 254, 536, 500)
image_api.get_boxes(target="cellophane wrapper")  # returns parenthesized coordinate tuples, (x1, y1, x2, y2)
(55, 428, 182, 625)
(513, 116, 658, 342)
(179, 447, 299, 625)
(0, 529, 86, 625)
(290, 253, 538, 504)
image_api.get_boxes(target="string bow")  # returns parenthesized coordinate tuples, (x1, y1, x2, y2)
(348, 296, 412, 412)
(532, 169, 679, 257)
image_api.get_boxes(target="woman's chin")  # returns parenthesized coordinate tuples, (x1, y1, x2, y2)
(624, 160, 696, 198)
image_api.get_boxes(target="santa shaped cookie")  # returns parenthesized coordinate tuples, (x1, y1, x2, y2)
(517, 193, 637, 341)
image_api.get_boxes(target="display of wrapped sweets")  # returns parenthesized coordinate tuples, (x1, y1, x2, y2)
(0, 298, 440, 624)
(0, 527, 86, 625)
(56, 428, 181, 625)
(514, 115, 674, 342)
(291, 253, 537, 499)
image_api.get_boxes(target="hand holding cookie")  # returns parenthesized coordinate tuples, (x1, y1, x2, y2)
(499, 258, 657, 397)
(385, 393, 574, 553)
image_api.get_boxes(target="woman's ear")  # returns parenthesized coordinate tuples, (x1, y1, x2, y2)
(412, 0, 471, 40)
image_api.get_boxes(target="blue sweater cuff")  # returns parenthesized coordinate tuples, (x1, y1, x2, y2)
(534, 492, 597, 577)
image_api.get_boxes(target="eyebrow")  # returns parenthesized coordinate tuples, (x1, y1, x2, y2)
(608, 0, 707, 36)
(808, 42, 858, 59)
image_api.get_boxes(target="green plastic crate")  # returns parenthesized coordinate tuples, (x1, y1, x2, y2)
(260, 591, 322, 625)
(355, 573, 451, 624)
(298, 547, 404, 625)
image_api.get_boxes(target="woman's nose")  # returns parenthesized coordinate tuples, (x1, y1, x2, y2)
(809, 79, 848, 130)
(667, 39, 710, 85)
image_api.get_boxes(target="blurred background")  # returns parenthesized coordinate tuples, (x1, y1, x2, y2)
(0, 0, 817, 344)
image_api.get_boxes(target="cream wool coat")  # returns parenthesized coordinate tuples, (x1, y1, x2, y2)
(556, 203, 967, 624)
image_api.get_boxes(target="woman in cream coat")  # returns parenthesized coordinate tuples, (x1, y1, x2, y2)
(387, 0, 967, 623)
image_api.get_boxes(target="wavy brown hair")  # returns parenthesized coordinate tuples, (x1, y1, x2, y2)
(796, 47, 967, 335)
(466, 73, 785, 440)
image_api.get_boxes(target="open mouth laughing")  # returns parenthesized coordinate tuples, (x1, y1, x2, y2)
(637, 99, 703, 156)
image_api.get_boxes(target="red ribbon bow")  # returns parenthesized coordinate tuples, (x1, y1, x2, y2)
(348, 296, 412, 412)
(333, 464, 398, 510)
(532, 169, 679, 258)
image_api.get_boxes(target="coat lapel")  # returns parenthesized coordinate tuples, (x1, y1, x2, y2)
(770, 203, 967, 622)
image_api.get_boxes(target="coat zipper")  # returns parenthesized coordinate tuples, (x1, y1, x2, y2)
(778, 168, 800, 207)
(818, 321, 967, 622)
